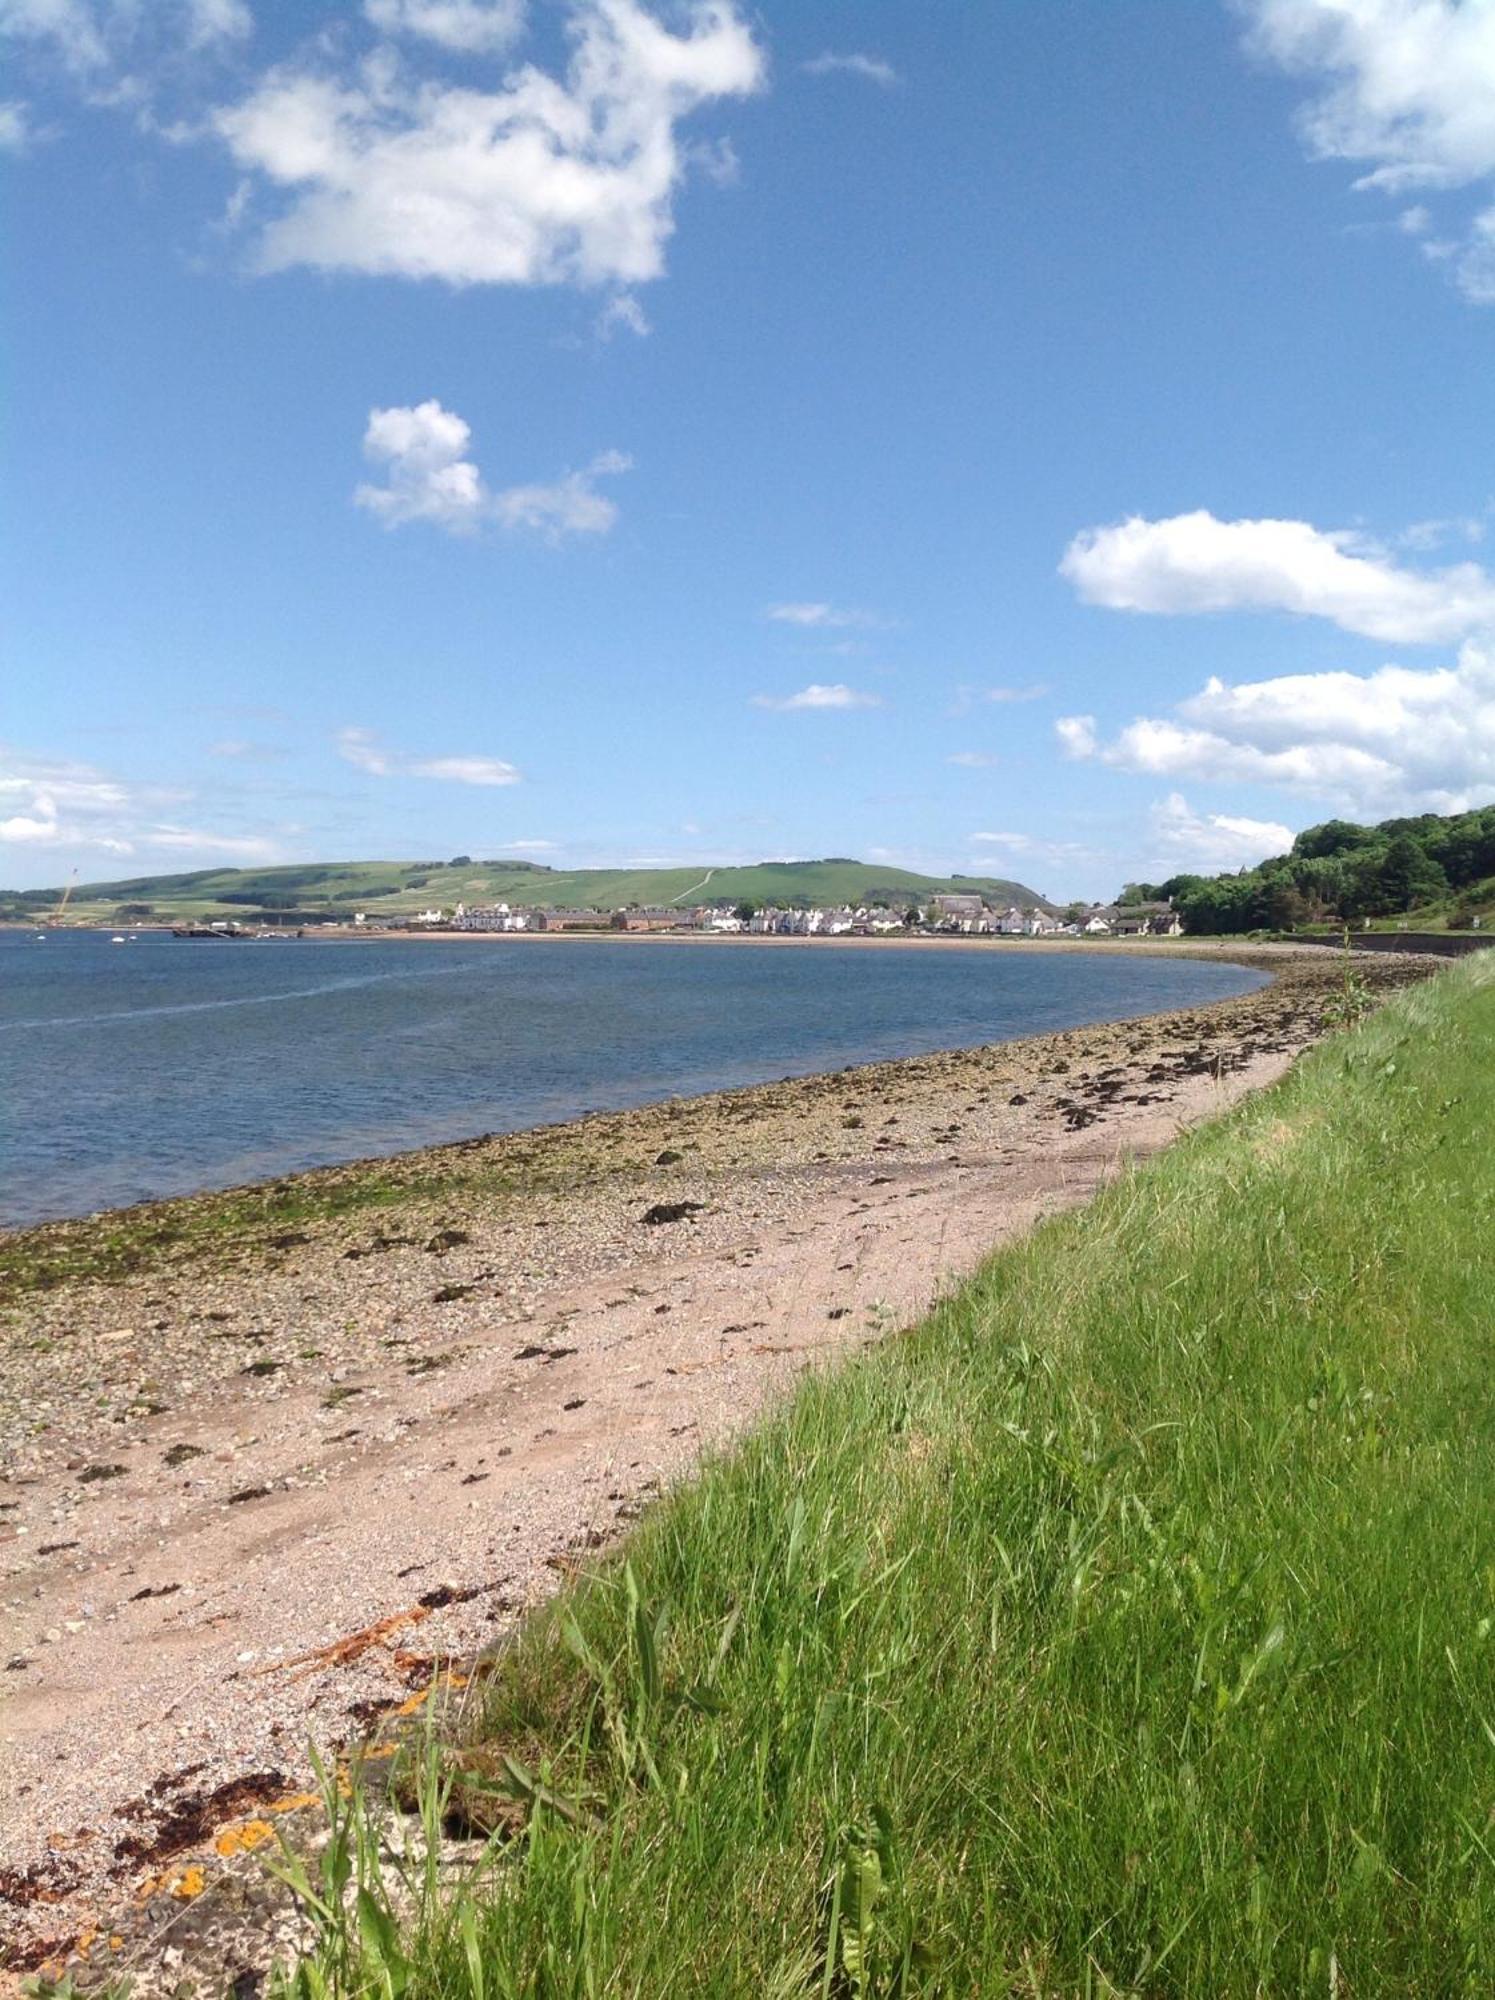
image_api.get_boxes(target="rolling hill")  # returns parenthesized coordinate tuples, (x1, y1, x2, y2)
(3, 857, 1055, 926)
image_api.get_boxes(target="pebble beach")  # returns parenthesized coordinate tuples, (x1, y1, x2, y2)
(0, 944, 1432, 1986)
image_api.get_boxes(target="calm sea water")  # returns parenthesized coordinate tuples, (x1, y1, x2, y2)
(0, 932, 1266, 1228)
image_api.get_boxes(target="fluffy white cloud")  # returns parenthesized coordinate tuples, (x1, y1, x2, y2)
(215, 0, 763, 288)
(1147, 792, 1293, 872)
(1061, 509, 1495, 644)
(1241, 0, 1495, 301)
(1057, 640, 1495, 814)
(764, 601, 881, 629)
(364, 0, 528, 54)
(356, 400, 486, 531)
(336, 727, 521, 785)
(801, 52, 898, 88)
(750, 683, 884, 711)
(354, 400, 629, 538)
(0, 744, 278, 862)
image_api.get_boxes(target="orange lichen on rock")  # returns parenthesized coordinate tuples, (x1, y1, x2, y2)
(277, 1604, 435, 1679)
(213, 1817, 275, 1858)
(169, 1864, 206, 1899)
(271, 1789, 320, 1814)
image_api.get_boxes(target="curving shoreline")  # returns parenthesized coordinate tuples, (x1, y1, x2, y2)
(0, 945, 1434, 1981)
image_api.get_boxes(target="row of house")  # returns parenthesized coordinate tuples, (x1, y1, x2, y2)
(1079, 900, 1184, 937)
(932, 894, 1068, 936)
(390, 895, 1184, 938)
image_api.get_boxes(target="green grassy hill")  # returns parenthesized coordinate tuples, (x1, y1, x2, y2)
(2, 856, 1053, 925)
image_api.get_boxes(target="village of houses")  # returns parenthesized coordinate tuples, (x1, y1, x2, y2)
(371, 892, 1185, 939)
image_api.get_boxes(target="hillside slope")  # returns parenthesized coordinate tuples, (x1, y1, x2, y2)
(3, 856, 1053, 923)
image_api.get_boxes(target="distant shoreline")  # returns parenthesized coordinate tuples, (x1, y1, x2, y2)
(9, 921, 1267, 960)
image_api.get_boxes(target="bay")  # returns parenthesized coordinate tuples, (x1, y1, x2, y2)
(0, 931, 1265, 1227)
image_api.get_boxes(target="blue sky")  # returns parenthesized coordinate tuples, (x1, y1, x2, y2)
(4, 0, 1494, 901)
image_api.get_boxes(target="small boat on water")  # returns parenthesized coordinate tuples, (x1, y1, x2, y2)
(111, 935, 125, 943)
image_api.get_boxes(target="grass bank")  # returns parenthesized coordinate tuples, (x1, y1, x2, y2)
(275, 957, 1493, 1997)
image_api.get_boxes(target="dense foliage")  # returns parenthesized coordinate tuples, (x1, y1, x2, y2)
(1130, 806, 1495, 935)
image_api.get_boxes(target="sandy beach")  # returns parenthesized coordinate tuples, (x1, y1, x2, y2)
(0, 946, 1431, 1983)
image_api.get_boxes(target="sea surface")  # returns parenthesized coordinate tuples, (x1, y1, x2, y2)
(0, 931, 1267, 1228)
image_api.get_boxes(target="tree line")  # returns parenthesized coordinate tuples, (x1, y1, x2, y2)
(1122, 806, 1495, 936)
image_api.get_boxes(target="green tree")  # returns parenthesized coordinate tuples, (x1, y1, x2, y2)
(1372, 835, 1447, 914)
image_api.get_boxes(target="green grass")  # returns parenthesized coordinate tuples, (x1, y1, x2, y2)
(2, 856, 1049, 925)
(275, 957, 1494, 1997)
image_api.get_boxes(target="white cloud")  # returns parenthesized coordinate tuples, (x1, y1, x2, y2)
(354, 400, 629, 538)
(0, 98, 33, 149)
(968, 828, 1098, 875)
(801, 51, 898, 88)
(1061, 509, 1495, 644)
(1241, 0, 1495, 301)
(1397, 511, 1487, 551)
(142, 821, 277, 856)
(364, 0, 528, 54)
(0, 0, 250, 77)
(215, 0, 764, 288)
(503, 837, 557, 851)
(764, 601, 882, 629)
(335, 725, 394, 775)
(355, 400, 486, 531)
(951, 681, 1050, 710)
(750, 683, 884, 711)
(491, 448, 631, 537)
(1054, 714, 1098, 760)
(0, 744, 279, 864)
(336, 728, 522, 786)
(595, 289, 650, 338)
(947, 751, 1001, 768)
(1147, 792, 1293, 872)
(207, 737, 286, 761)
(1056, 639, 1495, 815)
(407, 754, 521, 786)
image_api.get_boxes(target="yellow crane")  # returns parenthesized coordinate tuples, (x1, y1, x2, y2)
(49, 870, 78, 926)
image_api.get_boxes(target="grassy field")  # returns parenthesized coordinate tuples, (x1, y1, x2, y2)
(273, 955, 1494, 1998)
(2, 856, 1047, 926)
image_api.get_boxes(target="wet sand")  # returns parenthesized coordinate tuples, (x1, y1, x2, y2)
(0, 946, 1431, 1983)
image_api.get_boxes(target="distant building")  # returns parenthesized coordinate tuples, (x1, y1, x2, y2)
(1114, 900, 1184, 937)
(932, 892, 986, 922)
(451, 902, 532, 932)
(611, 908, 681, 932)
(533, 908, 611, 931)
